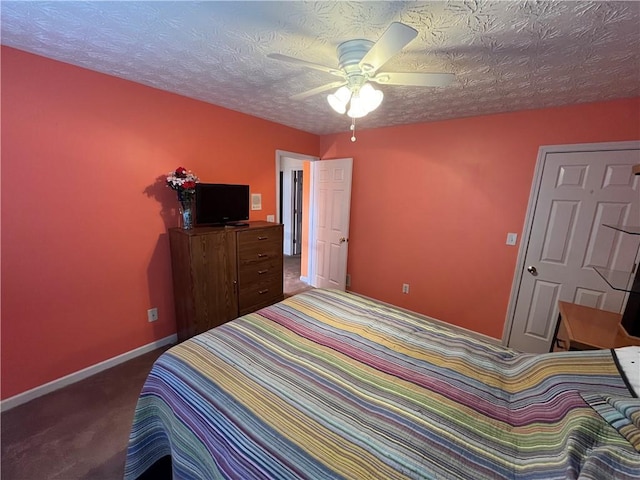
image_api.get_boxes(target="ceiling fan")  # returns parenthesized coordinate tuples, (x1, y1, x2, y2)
(268, 22, 455, 123)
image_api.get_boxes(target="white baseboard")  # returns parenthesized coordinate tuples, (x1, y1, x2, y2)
(300, 275, 309, 283)
(0, 334, 177, 412)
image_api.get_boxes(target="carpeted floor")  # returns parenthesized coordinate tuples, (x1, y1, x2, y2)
(2, 258, 310, 479)
(283, 254, 312, 296)
(1, 347, 170, 480)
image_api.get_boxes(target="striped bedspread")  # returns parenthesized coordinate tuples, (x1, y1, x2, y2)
(125, 289, 640, 479)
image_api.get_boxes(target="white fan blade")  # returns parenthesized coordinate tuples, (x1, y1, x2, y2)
(267, 53, 344, 77)
(290, 81, 347, 100)
(359, 22, 418, 74)
(371, 72, 455, 87)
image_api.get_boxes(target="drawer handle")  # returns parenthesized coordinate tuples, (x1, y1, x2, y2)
(257, 253, 268, 258)
(258, 289, 269, 295)
(257, 236, 268, 240)
(258, 269, 269, 275)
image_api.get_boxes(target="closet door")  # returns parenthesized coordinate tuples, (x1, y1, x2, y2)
(507, 145, 640, 353)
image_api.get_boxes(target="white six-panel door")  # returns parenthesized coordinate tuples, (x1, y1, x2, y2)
(311, 158, 353, 290)
(508, 146, 640, 353)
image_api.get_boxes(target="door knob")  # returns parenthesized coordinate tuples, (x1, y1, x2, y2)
(339, 237, 348, 244)
(527, 265, 537, 275)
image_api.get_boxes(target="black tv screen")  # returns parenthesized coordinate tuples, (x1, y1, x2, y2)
(195, 183, 250, 226)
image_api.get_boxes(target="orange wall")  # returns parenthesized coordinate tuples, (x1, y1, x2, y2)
(1, 47, 319, 400)
(3, 45, 639, 401)
(320, 97, 640, 340)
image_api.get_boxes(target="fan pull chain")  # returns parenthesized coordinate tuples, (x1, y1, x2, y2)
(350, 117, 357, 142)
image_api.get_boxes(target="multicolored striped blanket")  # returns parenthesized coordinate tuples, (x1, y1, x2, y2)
(125, 289, 640, 479)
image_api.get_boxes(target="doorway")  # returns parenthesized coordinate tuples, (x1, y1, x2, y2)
(276, 151, 317, 296)
(276, 151, 354, 296)
(279, 169, 304, 256)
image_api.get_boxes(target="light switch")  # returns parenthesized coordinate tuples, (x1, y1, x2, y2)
(506, 233, 518, 246)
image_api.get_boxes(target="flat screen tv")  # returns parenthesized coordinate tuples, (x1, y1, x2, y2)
(195, 183, 250, 226)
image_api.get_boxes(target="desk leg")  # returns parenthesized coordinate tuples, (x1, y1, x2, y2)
(550, 312, 562, 353)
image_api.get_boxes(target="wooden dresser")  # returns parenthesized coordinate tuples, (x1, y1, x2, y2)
(169, 222, 283, 342)
(552, 301, 640, 352)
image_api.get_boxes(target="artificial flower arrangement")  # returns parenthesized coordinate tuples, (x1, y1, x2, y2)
(166, 166, 199, 202)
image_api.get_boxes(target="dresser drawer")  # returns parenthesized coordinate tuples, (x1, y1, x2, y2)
(237, 227, 282, 249)
(237, 228, 282, 266)
(238, 276, 282, 314)
(238, 258, 282, 285)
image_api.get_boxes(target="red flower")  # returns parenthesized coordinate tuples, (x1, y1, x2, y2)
(174, 166, 187, 177)
(182, 181, 196, 190)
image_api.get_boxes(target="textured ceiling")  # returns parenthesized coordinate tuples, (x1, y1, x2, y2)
(2, 1, 639, 135)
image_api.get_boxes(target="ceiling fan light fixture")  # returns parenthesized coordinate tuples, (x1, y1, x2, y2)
(271, 21, 453, 136)
(329, 82, 384, 118)
(359, 83, 383, 113)
(327, 86, 351, 114)
(346, 83, 383, 118)
(347, 94, 369, 119)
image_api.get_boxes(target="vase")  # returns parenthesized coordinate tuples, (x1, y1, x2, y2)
(179, 198, 194, 230)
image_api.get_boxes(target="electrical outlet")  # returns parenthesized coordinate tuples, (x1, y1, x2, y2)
(147, 307, 158, 322)
(402, 283, 410, 294)
(346, 274, 351, 287)
(267, 214, 275, 222)
(506, 233, 518, 246)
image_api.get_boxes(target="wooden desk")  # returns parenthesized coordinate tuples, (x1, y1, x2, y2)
(553, 301, 640, 352)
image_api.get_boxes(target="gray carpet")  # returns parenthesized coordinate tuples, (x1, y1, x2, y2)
(284, 254, 312, 296)
(1, 347, 169, 480)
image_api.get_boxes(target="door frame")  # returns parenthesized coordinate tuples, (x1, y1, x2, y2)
(502, 140, 640, 346)
(275, 150, 319, 282)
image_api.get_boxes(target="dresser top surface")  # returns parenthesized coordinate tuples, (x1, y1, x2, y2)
(170, 221, 281, 235)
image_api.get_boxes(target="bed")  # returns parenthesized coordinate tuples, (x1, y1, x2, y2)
(124, 289, 640, 479)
